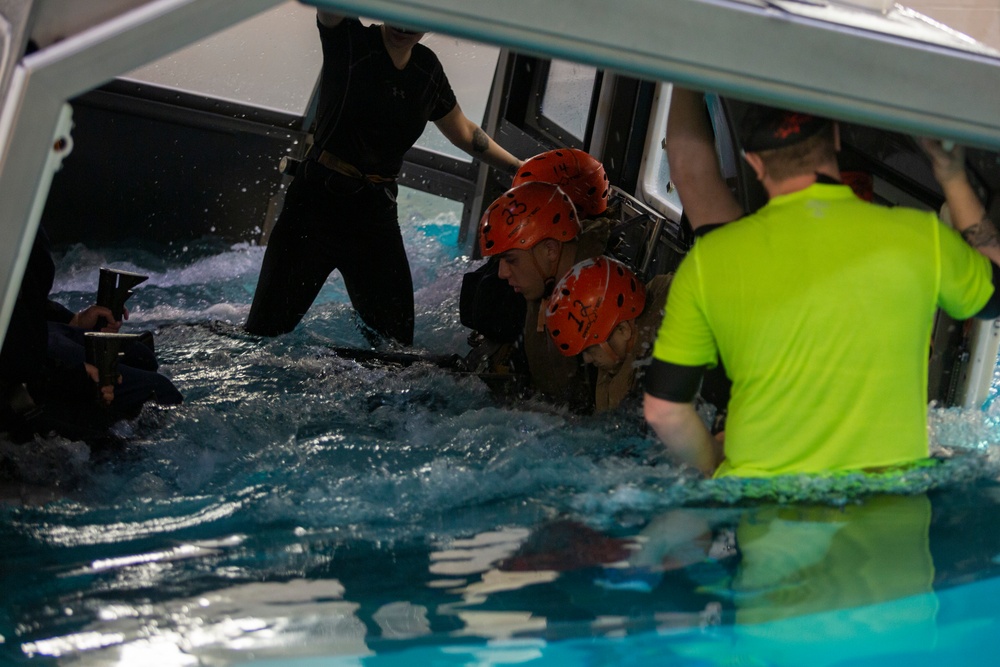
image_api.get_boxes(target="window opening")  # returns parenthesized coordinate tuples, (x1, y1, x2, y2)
(124, 3, 500, 166)
(123, 2, 321, 115)
(525, 59, 598, 148)
(415, 34, 501, 161)
(639, 85, 738, 221)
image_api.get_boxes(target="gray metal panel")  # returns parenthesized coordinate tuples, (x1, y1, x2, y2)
(0, 0, 36, 105)
(0, 0, 284, 349)
(28, 0, 157, 50)
(305, 0, 1000, 149)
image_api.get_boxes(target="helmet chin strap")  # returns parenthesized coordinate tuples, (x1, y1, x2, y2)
(598, 340, 621, 367)
(534, 242, 564, 299)
(601, 322, 633, 369)
(623, 323, 636, 358)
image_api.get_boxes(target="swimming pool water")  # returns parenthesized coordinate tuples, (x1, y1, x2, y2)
(4, 218, 1000, 666)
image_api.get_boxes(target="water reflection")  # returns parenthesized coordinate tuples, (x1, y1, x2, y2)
(8, 483, 1000, 664)
(409, 490, 1000, 663)
(638, 497, 939, 663)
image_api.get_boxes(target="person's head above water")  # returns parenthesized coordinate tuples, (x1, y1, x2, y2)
(479, 181, 581, 301)
(545, 257, 646, 372)
(380, 23, 426, 52)
(512, 148, 610, 219)
(738, 105, 832, 153)
(738, 104, 839, 186)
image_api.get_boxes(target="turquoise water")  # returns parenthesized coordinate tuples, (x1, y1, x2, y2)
(4, 214, 1000, 665)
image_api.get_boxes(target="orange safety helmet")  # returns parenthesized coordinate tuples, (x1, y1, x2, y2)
(479, 181, 580, 256)
(512, 148, 610, 218)
(545, 257, 646, 356)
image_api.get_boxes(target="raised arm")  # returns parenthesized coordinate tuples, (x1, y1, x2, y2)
(922, 139, 1000, 266)
(435, 104, 523, 176)
(666, 87, 743, 229)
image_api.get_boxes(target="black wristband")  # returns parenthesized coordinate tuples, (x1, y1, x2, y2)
(644, 358, 707, 403)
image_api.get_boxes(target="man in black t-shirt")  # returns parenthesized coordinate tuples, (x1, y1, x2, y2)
(245, 11, 523, 345)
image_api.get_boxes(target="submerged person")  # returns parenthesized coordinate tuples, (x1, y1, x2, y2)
(478, 181, 608, 410)
(545, 257, 671, 412)
(643, 102, 1000, 478)
(245, 10, 523, 346)
(0, 229, 182, 442)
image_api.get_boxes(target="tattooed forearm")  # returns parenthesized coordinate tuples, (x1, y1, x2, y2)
(961, 216, 1000, 249)
(471, 127, 490, 154)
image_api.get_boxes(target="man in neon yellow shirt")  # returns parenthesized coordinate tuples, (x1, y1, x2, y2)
(643, 99, 1000, 477)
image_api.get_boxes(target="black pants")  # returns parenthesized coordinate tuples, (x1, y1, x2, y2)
(245, 161, 414, 345)
(46, 323, 183, 414)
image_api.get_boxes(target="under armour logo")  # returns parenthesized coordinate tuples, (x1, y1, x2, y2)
(391, 86, 406, 99)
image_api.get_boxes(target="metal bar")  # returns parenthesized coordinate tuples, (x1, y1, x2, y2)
(459, 48, 513, 251)
(303, 0, 1000, 149)
(0, 0, 284, 350)
(398, 160, 475, 205)
(0, 0, 36, 106)
(959, 319, 1000, 410)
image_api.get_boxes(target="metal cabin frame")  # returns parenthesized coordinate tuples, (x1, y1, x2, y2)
(0, 0, 285, 375)
(2, 0, 1000, 408)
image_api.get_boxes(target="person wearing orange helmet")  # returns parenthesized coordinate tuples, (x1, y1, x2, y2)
(478, 181, 610, 409)
(512, 148, 612, 220)
(545, 257, 671, 412)
(462, 149, 613, 343)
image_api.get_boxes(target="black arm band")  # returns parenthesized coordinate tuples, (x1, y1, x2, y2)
(974, 262, 1000, 320)
(643, 358, 707, 403)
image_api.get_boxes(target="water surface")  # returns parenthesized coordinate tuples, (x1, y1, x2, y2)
(4, 216, 1000, 665)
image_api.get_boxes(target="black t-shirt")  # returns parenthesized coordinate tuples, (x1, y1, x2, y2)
(0, 233, 51, 386)
(0, 230, 74, 387)
(314, 19, 458, 178)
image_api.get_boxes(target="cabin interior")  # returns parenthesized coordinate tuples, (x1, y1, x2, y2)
(1, 0, 999, 409)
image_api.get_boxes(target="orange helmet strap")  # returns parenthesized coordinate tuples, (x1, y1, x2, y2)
(598, 340, 621, 366)
(534, 240, 563, 299)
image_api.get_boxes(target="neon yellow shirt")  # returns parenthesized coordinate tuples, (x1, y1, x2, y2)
(652, 183, 994, 477)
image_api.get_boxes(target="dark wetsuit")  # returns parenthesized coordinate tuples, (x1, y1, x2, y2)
(245, 18, 457, 345)
(0, 230, 182, 441)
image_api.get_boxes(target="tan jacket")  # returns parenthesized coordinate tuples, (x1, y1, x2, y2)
(594, 273, 672, 413)
(522, 217, 611, 409)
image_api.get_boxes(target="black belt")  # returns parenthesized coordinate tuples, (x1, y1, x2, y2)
(314, 150, 396, 184)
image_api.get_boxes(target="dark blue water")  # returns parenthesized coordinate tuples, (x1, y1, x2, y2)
(4, 216, 1000, 665)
